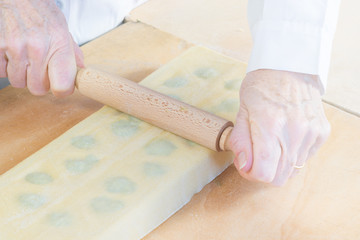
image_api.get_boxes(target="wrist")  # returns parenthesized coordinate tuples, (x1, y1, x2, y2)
(246, 69, 323, 94)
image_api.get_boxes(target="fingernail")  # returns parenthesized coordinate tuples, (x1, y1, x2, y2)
(236, 152, 247, 170)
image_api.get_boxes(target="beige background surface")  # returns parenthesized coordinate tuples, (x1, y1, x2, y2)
(129, 0, 251, 62)
(130, 0, 360, 115)
(325, 0, 360, 116)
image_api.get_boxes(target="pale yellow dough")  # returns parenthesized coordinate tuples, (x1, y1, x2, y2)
(0, 47, 246, 240)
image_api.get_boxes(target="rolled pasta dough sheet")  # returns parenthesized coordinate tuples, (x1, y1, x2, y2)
(0, 46, 246, 240)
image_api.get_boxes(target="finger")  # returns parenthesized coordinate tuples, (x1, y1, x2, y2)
(48, 43, 77, 97)
(308, 135, 327, 160)
(6, 44, 28, 88)
(271, 142, 289, 185)
(229, 105, 253, 174)
(71, 37, 85, 68)
(310, 120, 331, 156)
(291, 121, 329, 178)
(26, 39, 50, 95)
(295, 129, 317, 166)
(272, 133, 304, 185)
(0, 52, 7, 78)
(247, 118, 282, 183)
(27, 64, 49, 95)
(290, 135, 317, 179)
(274, 121, 307, 183)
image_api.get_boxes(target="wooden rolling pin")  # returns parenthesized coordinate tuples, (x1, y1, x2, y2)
(76, 68, 234, 152)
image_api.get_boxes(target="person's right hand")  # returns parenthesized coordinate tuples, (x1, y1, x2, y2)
(0, 0, 84, 97)
(228, 70, 331, 186)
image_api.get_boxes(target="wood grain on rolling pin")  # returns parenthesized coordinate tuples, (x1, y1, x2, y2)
(76, 68, 234, 151)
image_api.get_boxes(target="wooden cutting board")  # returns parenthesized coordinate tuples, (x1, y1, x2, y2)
(1, 21, 359, 239)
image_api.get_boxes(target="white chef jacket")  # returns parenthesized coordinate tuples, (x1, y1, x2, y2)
(57, 0, 341, 92)
(247, 0, 341, 92)
(55, 0, 148, 45)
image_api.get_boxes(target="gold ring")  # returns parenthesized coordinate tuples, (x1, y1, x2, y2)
(293, 163, 306, 169)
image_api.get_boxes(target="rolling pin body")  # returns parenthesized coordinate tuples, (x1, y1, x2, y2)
(76, 68, 233, 151)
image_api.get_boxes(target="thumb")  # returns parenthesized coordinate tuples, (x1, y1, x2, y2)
(48, 45, 77, 97)
(229, 105, 253, 173)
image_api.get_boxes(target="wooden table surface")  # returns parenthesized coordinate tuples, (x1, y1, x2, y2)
(1, 21, 360, 239)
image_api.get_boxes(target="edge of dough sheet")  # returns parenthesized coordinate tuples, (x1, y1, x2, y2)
(0, 46, 247, 240)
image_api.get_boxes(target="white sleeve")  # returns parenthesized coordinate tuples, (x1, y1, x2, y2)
(56, 0, 148, 45)
(247, 0, 342, 92)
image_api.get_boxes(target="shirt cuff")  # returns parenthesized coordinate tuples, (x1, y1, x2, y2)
(246, 20, 335, 94)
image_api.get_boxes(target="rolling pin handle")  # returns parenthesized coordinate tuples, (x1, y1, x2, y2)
(218, 126, 233, 152)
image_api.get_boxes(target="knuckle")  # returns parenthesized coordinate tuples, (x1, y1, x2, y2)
(51, 28, 71, 45)
(317, 121, 331, 143)
(299, 119, 310, 132)
(307, 123, 318, 137)
(308, 117, 331, 139)
(7, 41, 25, 58)
(27, 37, 49, 58)
(7, 36, 26, 51)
